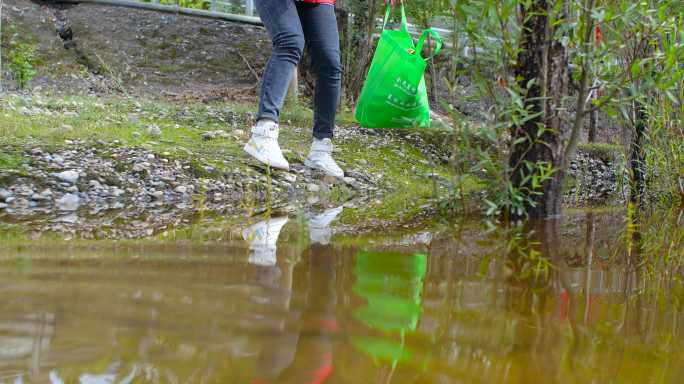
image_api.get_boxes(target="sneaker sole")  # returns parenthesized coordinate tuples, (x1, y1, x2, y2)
(304, 159, 344, 179)
(244, 143, 290, 171)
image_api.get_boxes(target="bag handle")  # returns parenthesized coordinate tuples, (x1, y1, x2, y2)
(382, 4, 409, 35)
(415, 28, 443, 60)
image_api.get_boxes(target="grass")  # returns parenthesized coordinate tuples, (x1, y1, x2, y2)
(0, 94, 473, 233)
(577, 142, 624, 162)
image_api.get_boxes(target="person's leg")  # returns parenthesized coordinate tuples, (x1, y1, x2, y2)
(255, 0, 304, 124)
(297, 3, 345, 178)
(297, 3, 342, 140)
(245, 0, 304, 170)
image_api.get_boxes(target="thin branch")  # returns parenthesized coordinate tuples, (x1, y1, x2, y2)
(236, 49, 260, 83)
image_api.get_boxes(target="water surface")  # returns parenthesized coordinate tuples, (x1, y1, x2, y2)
(1, 209, 682, 383)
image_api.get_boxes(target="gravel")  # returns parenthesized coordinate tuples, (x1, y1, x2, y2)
(0, 139, 385, 239)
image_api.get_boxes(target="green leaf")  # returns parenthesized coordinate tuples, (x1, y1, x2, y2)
(631, 59, 642, 77)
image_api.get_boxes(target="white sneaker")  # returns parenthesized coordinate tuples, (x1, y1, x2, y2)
(244, 120, 290, 170)
(304, 138, 344, 178)
(243, 217, 289, 267)
(308, 206, 343, 245)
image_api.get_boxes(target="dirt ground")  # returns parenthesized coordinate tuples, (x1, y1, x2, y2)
(2, 0, 271, 99)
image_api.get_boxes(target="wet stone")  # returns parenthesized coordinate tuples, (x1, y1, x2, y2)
(54, 170, 80, 184)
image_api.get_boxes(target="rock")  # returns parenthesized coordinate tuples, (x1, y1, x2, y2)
(49, 154, 65, 164)
(31, 190, 52, 201)
(202, 130, 229, 140)
(282, 173, 297, 183)
(202, 131, 217, 140)
(150, 190, 164, 200)
(54, 170, 80, 184)
(307, 184, 320, 193)
(128, 114, 140, 124)
(56, 194, 80, 211)
(132, 131, 141, 138)
(132, 163, 148, 173)
(89, 180, 102, 188)
(174, 185, 188, 194)
(0, 203, 7, 209)
(146, 124, 162, 136)
(0, 189, 11, 201)
(31, 148, 43, 156)
(60, 124, 74, 133)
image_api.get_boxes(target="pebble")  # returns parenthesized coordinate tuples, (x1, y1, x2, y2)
(56, 194, 81, 211)
(0, 189, 11, 201)
(150, 190, 164, 200)
(307, 184, 320, 193)
(0, 203, 7, 209)
(146, 124, 162, 136)
(54, 170, 80, 184)
(174, 185, 188, 194)
(132, 163, 148, 172)
(202, 130, 229, 140)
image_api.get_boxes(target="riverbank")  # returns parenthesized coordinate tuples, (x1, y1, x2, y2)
(0, 93, 465, 238)
(0, 92, 627, 240)
(0, 0, 627, 240)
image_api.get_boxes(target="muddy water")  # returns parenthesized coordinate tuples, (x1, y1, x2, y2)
(1, 210, 683, 383)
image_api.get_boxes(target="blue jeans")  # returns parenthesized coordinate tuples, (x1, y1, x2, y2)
(255, 0, 341, 139)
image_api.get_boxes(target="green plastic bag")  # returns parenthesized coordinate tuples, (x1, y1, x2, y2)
(355, 5, 443, 129)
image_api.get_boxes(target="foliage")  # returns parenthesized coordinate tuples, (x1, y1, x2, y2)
(142, 0, 210, 10)
(7, 36, 37, 89)
(425, 0, 684, 217)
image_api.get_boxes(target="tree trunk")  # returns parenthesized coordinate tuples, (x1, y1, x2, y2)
(508, 0, 569, 219)
(588, 106, 598, 143)
(335, 7, 350, 100)
(344, 0, 378, 102)
(630, 100, 647, 204)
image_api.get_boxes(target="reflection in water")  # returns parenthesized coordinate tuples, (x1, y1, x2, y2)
(352, 251, 427, 375)
(0, 209, 682, 383)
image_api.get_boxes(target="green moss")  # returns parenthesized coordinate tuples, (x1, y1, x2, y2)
(0, 94, 476, 232)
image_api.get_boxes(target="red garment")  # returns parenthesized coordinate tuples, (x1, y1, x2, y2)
(301, 0, 336, 4)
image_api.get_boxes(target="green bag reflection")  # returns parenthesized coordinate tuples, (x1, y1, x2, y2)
(355, 5, 443, 129)
(351, 251, 427, 364)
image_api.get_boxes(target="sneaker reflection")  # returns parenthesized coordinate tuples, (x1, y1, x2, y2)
(243, 217, 289, 267)
(247, 208, 342, 383)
